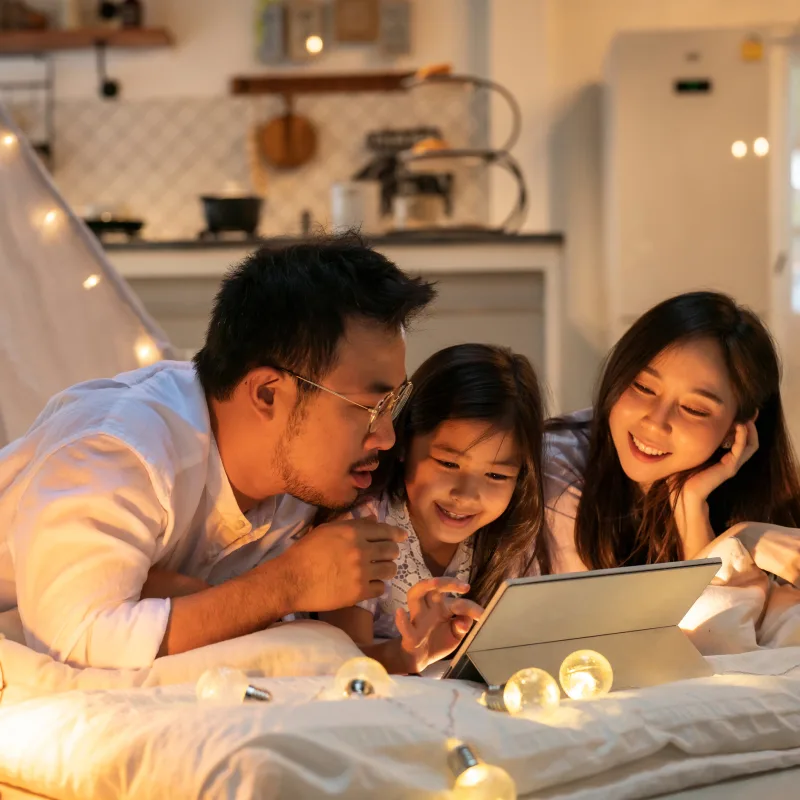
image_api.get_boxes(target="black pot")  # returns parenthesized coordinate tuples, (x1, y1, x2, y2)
(201, 196, 263, 235)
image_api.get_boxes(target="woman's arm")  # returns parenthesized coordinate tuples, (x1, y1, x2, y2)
(696, 521, 800, 585)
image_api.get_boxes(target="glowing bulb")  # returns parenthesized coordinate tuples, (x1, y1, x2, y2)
(83, 274, 101, 290)
(34, 207, 63, 238)
(134, 335, 160, 367)
(333, 657, 393, 697)
(305, 34, 323, 54)
(483, 667, 560, 717)
(448, 743, 516, 800)
(195, 666, 271, 704)
(1, 133, 16, 147)
(754, 137, 769, 157)
(559, 650, 613, 700)
(731, 140, 747, 158)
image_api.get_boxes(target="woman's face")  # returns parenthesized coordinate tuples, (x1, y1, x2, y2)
(608, 338, 738, 490)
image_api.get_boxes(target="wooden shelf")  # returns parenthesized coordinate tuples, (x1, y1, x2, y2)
(0, 27, 173, 55)
(231, 71, 415, 96)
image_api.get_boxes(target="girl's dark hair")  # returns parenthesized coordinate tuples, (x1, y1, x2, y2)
(376, 343, 550, 606)
(568, 290, 800, 569)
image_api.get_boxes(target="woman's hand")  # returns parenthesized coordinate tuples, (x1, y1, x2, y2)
(395, 577, 484, 674)
(673, 420, 759, 558)
(681, 420, 759, 505)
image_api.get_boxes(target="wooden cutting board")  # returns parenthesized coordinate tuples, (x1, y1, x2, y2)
(258, 112, 317, 169)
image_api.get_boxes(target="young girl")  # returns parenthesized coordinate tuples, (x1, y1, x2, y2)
(321, 343, 550, 674)
(545, 290, 800, 574)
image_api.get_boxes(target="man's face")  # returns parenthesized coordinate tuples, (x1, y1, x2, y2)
(273, 317, 407, 510)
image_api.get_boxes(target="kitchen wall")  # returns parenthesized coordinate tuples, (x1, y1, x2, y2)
(489, 0, 800, 412)
(4, 0, 800, 408)
(0, 0, 487, 97)
(0, 1, 492, 238)
(50, 87, 487, 240)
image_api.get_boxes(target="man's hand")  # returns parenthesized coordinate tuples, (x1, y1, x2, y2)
(279, 516, 406, 612)
(395, 577, 484, 674)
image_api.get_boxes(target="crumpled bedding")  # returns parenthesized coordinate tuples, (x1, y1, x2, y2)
(2, 648, 800, 799)
(680, 525, 800, 655)
(2, 524, 800, 798)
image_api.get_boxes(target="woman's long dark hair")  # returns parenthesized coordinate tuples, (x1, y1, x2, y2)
(567, 291, 800, 570)
(375, 343, 550, 606)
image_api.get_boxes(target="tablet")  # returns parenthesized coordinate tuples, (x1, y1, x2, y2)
(443, 558, 722, 691)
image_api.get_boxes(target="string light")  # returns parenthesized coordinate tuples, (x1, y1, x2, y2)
(305, 35, 323, 54)
(448, 742, 517, 800)
(32, 207, 64, 239)
(483, 667, 560, 718)
(334, 657, 393, 698)
(1, 133, 15, 147)
(195, 666, 271, 704)
(753, 137, 769, 157)
(134, 335, 160, 367)
(731, 140, 747, 158)
(559, 650, 613, 700)
(83, 274, 101, 290)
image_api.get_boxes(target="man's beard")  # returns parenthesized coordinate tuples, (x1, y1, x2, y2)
(274, 429, 357, 512)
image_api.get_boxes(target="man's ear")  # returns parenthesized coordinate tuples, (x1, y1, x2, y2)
(245, 367, 286, 419)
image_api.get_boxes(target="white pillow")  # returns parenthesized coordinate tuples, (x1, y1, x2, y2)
(0, 619, 362, 705)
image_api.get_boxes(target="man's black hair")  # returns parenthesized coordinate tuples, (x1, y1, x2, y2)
(194, 232, 436, 400)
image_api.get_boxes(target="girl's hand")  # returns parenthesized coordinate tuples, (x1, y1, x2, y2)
(679, 420, 759, 505)
(395, 577, 484, 674)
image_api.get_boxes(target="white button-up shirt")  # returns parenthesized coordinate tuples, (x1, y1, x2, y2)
(0, 362, 316, 669)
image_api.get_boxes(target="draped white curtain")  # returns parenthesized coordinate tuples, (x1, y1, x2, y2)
(0, 104, 175, 445)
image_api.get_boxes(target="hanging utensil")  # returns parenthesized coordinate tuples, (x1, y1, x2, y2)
(257, 93, 317, 169)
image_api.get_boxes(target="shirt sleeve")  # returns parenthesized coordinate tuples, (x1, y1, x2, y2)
(11, 434, 172, 669)
(543, 412, 592, 575)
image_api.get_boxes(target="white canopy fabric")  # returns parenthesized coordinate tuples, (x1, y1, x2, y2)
(0, 104, 174, 446)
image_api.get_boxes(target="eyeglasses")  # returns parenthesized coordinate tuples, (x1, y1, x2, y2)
(284, 370, 413, 434)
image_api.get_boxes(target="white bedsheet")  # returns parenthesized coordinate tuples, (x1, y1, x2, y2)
(2, 647, 800, 799)
(3, 533, 800, 797)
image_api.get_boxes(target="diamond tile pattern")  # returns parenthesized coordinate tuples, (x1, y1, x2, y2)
(49, 86, 489, 240)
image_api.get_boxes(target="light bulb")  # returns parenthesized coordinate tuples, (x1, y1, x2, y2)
(305, 34, 323, 54)
(483, 667, 560, 717)
(449, 743, 516, 800)
(43, 209, 59, 226)
(559, 649, 613, 700)
(195, 666, 271, 704)
(754, 137, 769, 157)
(1, 133, 16, 147)
(731, 140, 747, 158)
(83, 274, 101, 290)
(134, 335, 160, 367)
(333, 657, 393, 697)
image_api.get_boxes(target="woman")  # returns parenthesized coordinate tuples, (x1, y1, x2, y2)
(545, 291, 800, 574)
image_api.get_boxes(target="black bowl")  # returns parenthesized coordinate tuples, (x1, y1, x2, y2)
(201, 196, 263, 235)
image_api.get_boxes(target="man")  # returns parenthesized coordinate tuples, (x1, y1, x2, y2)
(0, 234, 435, 668)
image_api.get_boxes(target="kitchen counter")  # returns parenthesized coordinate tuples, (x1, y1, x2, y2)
(108, 233, 565, 411)
(103, 231, 564, 252)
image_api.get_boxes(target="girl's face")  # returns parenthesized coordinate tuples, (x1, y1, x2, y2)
(404, 419, 521, 548)
(608, 337, 738, 490)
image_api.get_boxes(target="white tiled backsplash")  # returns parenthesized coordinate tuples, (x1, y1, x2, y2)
(43, 87, 489, 240)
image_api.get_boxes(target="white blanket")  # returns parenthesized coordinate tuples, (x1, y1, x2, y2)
(2, 526, 800, 798)
(2, 648, 800, 799)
